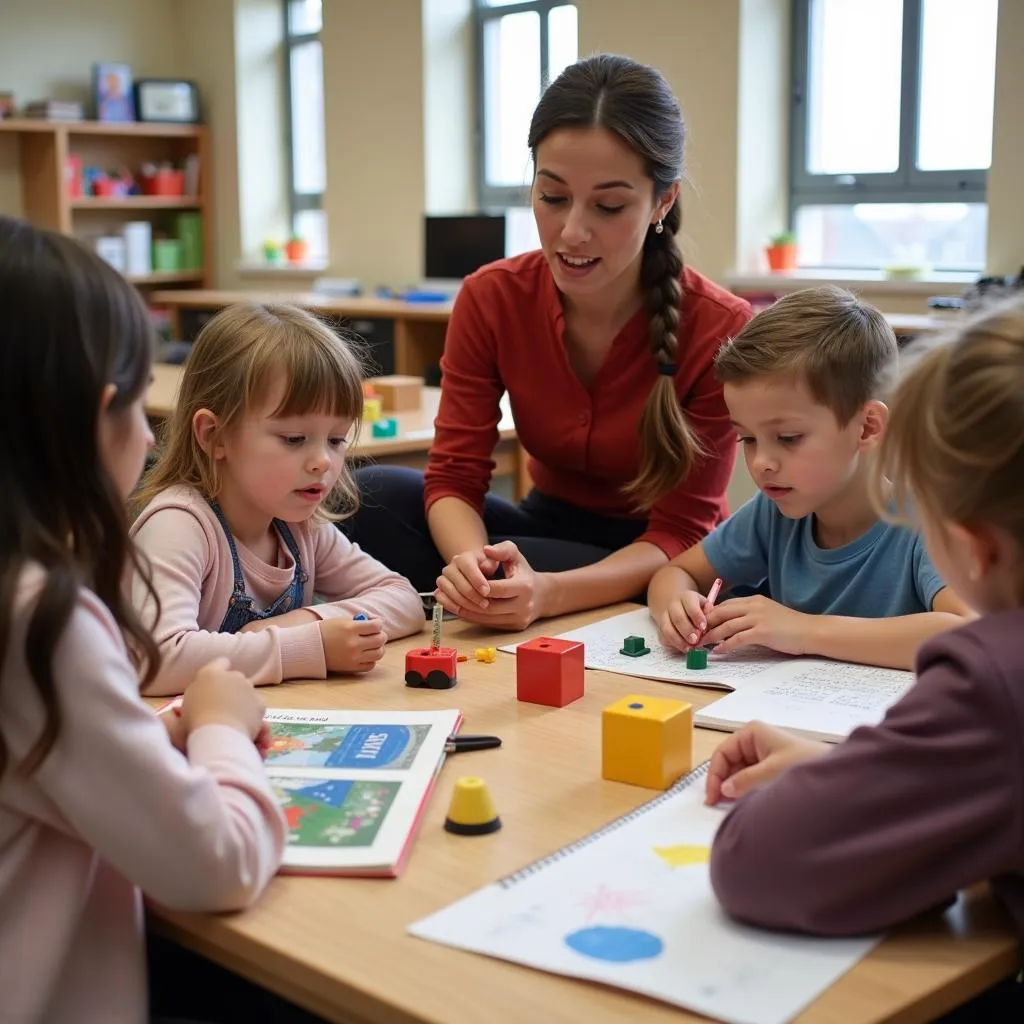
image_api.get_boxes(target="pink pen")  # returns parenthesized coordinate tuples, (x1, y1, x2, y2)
(698, 577, 723, 637)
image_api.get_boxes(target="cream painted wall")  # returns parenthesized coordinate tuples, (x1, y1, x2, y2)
(321, 0, 425, 289)
(577, 0, 742, 285)
(0, 0, 183, 216)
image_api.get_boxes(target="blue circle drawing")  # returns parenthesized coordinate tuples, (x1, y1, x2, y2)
(564, 926, 663, 963)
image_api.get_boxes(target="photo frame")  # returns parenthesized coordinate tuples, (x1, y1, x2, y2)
(134, 79, 201, 124)
(93, 62, 135, 122)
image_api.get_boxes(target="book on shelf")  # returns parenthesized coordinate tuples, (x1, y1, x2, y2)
(23, 100, 84, 121)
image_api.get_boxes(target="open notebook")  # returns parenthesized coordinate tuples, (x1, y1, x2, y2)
(501, 608, 915, 742)
(159, 702, 461, 877)
(409, 762, 880, 1024)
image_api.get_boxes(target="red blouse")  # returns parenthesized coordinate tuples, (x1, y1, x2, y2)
(423, 251, 752, 560)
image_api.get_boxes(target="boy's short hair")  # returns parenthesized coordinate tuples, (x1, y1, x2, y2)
(714, 286, 898, 424)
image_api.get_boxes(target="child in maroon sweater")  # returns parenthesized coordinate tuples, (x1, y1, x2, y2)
(707, 296, 1024, 1019)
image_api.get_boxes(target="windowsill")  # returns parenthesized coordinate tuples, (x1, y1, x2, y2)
(235, 259, 329, 279)
(725, 268, 977, 297)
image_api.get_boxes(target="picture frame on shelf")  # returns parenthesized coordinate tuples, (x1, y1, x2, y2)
(134, 79, 201, 124)
(93, 63, 136, 122)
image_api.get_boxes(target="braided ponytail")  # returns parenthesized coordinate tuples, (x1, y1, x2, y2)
(528, 54, 699, 510)
(624, 197, 704, 508)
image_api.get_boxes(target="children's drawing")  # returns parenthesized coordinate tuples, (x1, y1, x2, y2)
(267, 723, 429, 770)
(652, 844, 710, 868)
(564, 925, 664, 963)
(272, 777, 400, 848)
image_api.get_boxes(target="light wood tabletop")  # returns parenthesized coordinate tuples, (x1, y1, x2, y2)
(145, 362, 518, 462)
(150, 606, 1020, 1024)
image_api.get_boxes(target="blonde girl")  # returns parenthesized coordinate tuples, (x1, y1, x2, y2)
(132, 304, 423, 696)
(706, 296, 1024, 1018)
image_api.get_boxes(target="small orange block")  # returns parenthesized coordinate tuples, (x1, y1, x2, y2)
(602, 694, 692, 789)
(516, 637, 584, 707)
(368, 374, 423, 412)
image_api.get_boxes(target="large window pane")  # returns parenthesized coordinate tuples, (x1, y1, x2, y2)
(547, 5, 578, 84)
(917, 0, 997, 171)
(806, 0, 903, 174)
(287, 0, 322, 35)
(483, 11, 540, 188)
(289, 39, 326, 195)
(794, 202, 987, 271)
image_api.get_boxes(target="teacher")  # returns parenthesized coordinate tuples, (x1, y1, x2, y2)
(348, 54, 752, 630)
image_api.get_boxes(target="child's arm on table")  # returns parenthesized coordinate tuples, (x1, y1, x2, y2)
(702, 586, 973, 671)
(709, 630, 1020, 936)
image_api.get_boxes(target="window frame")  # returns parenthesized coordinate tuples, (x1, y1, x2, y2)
(282, 1, 324, 234)
(789, 0, 987, 215)
(473, 0, 576, 209)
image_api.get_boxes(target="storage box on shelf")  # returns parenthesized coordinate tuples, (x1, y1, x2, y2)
(0, 119, 210, 290)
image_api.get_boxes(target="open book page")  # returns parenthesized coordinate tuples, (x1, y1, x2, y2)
(694, 661, 914, 743)
(410, 764, 879, 1024)
(262, 709, 461, 874)
(499, 608, 796, 691)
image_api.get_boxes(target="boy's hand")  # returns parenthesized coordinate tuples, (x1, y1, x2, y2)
(180, 658, 266, 742)
(319, 616, 387, 674)
(656, 592, 712, 651)
(701, 595, 812, 656)
(705, 721, 828, 804)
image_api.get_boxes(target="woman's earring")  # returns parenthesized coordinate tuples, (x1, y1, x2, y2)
(654, 220, 664, 235)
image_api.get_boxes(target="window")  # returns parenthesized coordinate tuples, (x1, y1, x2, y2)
(474, 0, 579, 208)
(790, 0, 998, 271)
(283, 0, 328, 259)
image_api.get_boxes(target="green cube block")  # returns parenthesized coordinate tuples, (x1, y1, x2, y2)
(371, 418, 399, 438)
(620, 635, 650, 657)
(686, 647, 708, 670)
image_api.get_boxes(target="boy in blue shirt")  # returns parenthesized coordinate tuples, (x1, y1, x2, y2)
(647, 286, 972, 670)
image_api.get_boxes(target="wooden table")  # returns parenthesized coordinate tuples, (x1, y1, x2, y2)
(145, 363, 529, 499)
(150, 607, 1020, 1024)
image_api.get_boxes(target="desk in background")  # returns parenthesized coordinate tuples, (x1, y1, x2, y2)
(150, 607, 1020, 1024)
(149, 289, 954, 382)
(145, 363, 530, 500)
(149, 290, 453, 382)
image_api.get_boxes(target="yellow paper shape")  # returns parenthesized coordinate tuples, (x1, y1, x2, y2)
(652, 844, 710, 868)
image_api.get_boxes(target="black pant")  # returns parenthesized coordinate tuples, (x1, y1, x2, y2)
(344, 464, 646, 594)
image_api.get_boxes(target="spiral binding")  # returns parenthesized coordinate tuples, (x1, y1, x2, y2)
(497, 761, 711, 889)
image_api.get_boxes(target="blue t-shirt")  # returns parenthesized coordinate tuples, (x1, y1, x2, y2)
(701, 492, 944, 617)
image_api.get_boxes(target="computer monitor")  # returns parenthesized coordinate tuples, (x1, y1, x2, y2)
(424, 215, 507, 280)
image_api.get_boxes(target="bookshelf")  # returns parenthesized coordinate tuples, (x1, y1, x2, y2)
(0, 119, 211, 289)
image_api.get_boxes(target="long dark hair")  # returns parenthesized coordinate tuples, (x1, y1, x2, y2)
(0, 216, 160, 778)
(529, 53, 701, 508)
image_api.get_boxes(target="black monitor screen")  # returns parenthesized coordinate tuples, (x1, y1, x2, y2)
(424, 215, 506, 279)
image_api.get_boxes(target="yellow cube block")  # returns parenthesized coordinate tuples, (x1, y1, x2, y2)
(602, 694, 693, 790)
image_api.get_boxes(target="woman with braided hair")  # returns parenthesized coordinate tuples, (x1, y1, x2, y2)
(347, 54, 751, 630)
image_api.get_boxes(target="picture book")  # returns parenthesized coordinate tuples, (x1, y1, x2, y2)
(409, 763, 880, 1024)
(262, 708, 461, 876)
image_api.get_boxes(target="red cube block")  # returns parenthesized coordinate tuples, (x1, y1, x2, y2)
(516, 637, 584, 707)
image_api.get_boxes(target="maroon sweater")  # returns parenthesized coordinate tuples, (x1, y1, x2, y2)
(710, 610, 1024, 936)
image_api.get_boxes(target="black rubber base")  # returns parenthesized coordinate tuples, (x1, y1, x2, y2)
(444, 816, 502, 835)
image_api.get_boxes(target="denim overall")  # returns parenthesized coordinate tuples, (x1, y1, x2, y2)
(208, 500, 308, 634)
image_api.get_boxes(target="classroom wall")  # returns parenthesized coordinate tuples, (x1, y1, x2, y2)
(0, 0, 183, 216)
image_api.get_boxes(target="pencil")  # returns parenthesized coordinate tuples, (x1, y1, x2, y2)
(430, 601, 443, 652)
(704, 577, 723, 612)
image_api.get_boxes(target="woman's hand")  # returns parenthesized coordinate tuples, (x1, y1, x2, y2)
(435, 542, 551, 630)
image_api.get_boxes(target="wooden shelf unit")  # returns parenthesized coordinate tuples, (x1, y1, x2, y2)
(0, 119, 211, 290)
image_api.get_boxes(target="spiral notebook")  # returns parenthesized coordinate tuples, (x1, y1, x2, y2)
(409, 764, 880, 1024)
